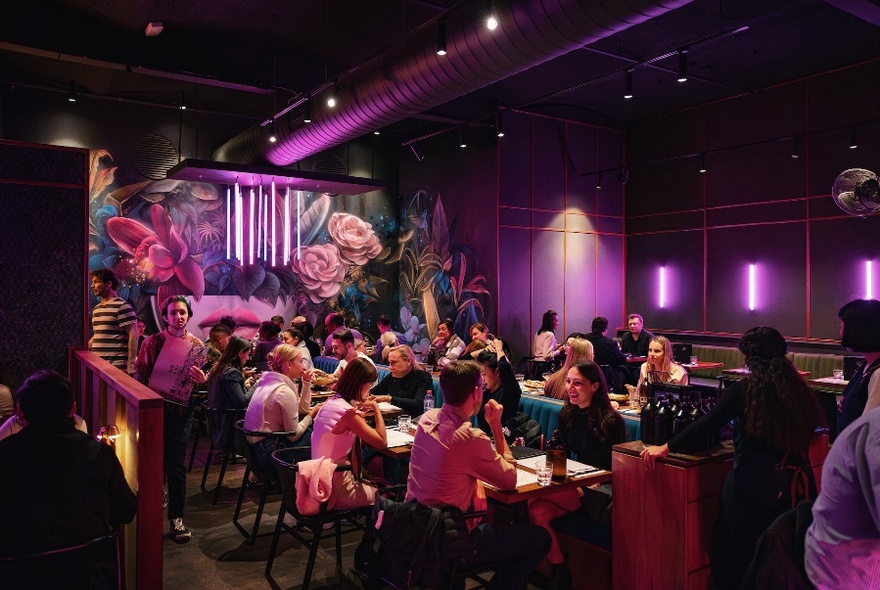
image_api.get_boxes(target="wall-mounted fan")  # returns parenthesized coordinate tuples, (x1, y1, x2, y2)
(832, 168, 880, 217)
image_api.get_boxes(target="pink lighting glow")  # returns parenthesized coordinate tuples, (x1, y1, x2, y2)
(271, 181, 276, 267)
(297, 190, 302, 260)
(226, 186, 231, 259)
(748, 264, 756, 311)
(659, 266, 666, 308)
(284, 186, 290, 264)
(867, 261, 874, 300)
(249, 188, 255, 264)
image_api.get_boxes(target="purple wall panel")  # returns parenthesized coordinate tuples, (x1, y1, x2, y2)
(809, 121, 880, 200)
(564, 232, 597, 334)
(597, 215, 624, 235)
(808, 63, 880, 131)
(532, 209, 565, 231)
(533, 118, 567, 211)
(626, 158, 704, 216)
(597, 128, 624, 216)
(531, 229, 566, 340)
(706, 200, 807, 228)
(567, 124, 598, 214)
(810, 218, 880, 339)
(597, 234, 625, 330)
(706, 141, 807, 207)
(704, 83, 807, 149)
(499, 113, 533, 208)
(706, 224, 807, 337)
(498, 227, 534, 359)
(627, 210, 703, 234)
(499, 206, 531, 227)
(566, 211, 597, 233)
(627, 110, 702, 164)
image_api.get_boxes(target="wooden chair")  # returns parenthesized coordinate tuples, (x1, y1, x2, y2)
(199, 402, 246, 504)
(266, 447, 371, 590)
(0, 530, 120, 590)
(231, 420, 298, 545)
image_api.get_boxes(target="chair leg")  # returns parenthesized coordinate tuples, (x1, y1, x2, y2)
(187, 424, 202, 472)
(265, 508, 285, 577)
(248, 487, 268, 545)
(232, 469, 249, 536)
(303, 526, 323, 590)
(335, 519, 343, 574)
(212, 453, 230, 505)
(200, 442, 215, 491)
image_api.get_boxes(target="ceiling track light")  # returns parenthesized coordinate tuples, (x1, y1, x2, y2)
(791, 136, 800, 159)
(436, 18, 447, 56)
(495, 112, 505, 137)
(699, 153, 707, 174)
(677, 50, 688, 82)
(67, 80, 78, 102)
(486, 0, 498, 30)
(410, 143, 424, 162)
(624, 70, 633, 99)
(850, 126, 858, 149)
(327, 81, 338, 108)
(269, 119, 277, 143)
(459, 127, 467, 149)
(303, 97, 312, 123)
(596, 172, 603, 189)
(179, 89, 186, 110)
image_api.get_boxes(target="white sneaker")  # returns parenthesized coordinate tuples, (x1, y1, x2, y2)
(169, 518, 192, 543)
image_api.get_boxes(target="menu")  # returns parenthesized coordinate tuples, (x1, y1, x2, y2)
(148, 336, 207, 406)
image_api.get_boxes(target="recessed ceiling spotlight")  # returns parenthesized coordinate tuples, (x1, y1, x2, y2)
(144, 22, 164, 37)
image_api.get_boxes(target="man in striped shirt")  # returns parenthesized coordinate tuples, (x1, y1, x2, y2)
(89, 269, 138, 374)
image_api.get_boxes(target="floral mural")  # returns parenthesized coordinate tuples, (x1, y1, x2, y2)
(88, 149, 397, 341)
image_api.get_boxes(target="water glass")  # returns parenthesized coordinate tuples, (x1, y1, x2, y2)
(833, 369, 844, 381)
(397, 414, 411, 432)
(515, 373, 525, 382)
(690, 355, 698, 365)
(424, 364, 434, 374)
(536, 463, 552, 487)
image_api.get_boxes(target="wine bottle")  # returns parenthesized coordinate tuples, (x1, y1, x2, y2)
(654, 394, 674, 445)
(640, 386, 656, 445)
(546, 429, 567, 483)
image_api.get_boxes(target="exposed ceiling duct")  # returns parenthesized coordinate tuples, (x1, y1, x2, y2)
(213, 0, 694, 166)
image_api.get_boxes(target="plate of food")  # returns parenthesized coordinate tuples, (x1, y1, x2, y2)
(608, 393, 629, 402)
(310, 369, 335, 388)
(523, 379, 545, 390)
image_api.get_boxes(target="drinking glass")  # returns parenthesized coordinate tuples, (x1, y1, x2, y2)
(536, 463, 552, 487)
(833, 369, 844, 381)
(689, 355, 698, 365)
(397, 415, 411, 432)
(515, 373, 525, 382)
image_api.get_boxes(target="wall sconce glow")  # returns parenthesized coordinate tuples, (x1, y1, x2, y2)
(226, 186, 231, 259)
(271, 181, 276, 267)
(749, 264, 757, 310)
(659, 266, 667, 308)
(283, 186, 290, 265)
(235, 183, 243, 262)
(249, 188, 255, 265)
(297, 191, 302, 260)
(867, 260, 874, 300)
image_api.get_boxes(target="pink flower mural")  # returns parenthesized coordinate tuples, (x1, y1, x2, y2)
(327, 212, 382, 265)
(106, 203, 205, 300)
(290, 243, 348, 303)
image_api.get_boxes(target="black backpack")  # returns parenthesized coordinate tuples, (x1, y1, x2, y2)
(503, 412, 542, 448)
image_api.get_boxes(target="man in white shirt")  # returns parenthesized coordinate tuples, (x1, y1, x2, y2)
(330, 328, 375, 383)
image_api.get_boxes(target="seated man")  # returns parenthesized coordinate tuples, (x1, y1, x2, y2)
(0, 370, 137, 584)
(406, 360, 551, 590)
(585, 316, 628, 392)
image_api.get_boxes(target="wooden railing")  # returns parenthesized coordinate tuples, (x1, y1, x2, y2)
(68, 347, 164, 589)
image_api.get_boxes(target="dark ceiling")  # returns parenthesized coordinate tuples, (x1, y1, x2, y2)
(1, 0, 879, 159)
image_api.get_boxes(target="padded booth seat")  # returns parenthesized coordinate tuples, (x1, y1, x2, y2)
(518, 394, 641, 442)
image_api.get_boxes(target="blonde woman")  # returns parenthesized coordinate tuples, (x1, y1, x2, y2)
(378, 331, 400, 363)
(544, 338, 595, 399)
(637, 335, 688, 386)
(243, 344, 320, 473)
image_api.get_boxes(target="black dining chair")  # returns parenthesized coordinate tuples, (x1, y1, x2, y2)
(232, 420, 298, 545)
(266, 447, 371, 590)
(187, 390, 208, 472)
(0, 530, 120, 590)
(199, 403, 247, 504)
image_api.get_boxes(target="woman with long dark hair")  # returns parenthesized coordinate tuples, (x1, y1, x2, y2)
(311, 357, 386, 508)
(544, 338, 594, 400)
(532, 310, 561, 361)
(206, 335, 253, 451)
(836, 299, 880, 433)
(431, 318, 465, 367)
(529, 361, 625, 584)
(641, 327, 822, 590)
(474, 340, 522, 434)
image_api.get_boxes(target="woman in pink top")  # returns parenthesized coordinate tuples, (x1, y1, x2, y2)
(311, 358, 386, 509)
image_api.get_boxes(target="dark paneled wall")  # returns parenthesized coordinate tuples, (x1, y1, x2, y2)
(0, 141, 87, 382)
(626, 60, 880, 340)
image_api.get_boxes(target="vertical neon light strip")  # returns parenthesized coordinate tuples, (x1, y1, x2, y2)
(867, 261, 874, 300)
(263, 186, 268, 261)
(226, 185, 231, 259)
(284, 186, 290, 264)
(749, 264, 756, 310)
(659, 266, 666, 308)
(235, 182, 243, 262)
(249, 188, 255, 265)
(256, 185, 263, 259)
(271, 181, 276, 267)
(297, 190, 302, 260)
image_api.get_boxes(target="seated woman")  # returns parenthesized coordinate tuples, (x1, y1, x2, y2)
(835, 299, 880, 433)
(431, 318, 465, 368)
(376, 331, 400, 363)
(253, 320, 282, 372)
(282, 328, 314, 370)
(311, 357, 387, 509)
(637, 335, 688, 387)
(544, 338, 594, 400)
(206, 336, 253, 452)
(529, 361, 626, 585)
(243, 344, 321, 474)
(475, 340, 521, 435)
(460, 322, 511, 361)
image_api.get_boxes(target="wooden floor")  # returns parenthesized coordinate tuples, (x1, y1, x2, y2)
(165, 440, 549, 590)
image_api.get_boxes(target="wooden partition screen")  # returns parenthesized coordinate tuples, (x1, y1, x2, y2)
(68, 347, 164, 589)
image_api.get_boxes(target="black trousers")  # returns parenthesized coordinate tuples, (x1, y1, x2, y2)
(164, 404, 193, 520)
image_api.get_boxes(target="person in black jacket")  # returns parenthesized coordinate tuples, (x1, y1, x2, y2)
(475, 340, 521, 435)
(585, 316, 628, 393)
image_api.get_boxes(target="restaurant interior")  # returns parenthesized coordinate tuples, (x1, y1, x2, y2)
(1, 0, 879, 588)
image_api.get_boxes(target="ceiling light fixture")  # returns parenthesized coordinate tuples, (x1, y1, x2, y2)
(850, 126, 858, 149)
(178, 90, 186, 110)
(495, 113, 505, 138)
(486, 0, 498, 30)
(596, 172, 603, 189)
(410, 143, 424, 162)
(269, 120, 277, 143)
(459, 128, 467, 149)
(436, 18, 447, 56)
(791, 136, 799, 159)
(303, 97, 312, 123)
(67, 80, 78, 102)
(699, 153, 707, 174)
(677, 50, 688, 82)
(624, 70, 633, 99)
(327, 81, 338, 108)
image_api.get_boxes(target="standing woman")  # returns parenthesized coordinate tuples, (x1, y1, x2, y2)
(636, 335, 688, 386)
(529, 361, 625, 585)
(544, 338, 594, 400)
(206, 336, 253, 452)
(532, 310, 561, 362)
(243, 344, 320, 473)
(431, 318, 465, 368)
(641, 327, 822, 590)
(836, 299, 880, 433)
(311, 357, 387, 509)
(475, 339, 521, 435)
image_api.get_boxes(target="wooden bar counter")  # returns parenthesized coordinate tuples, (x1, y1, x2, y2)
(611, 440, 735, 590)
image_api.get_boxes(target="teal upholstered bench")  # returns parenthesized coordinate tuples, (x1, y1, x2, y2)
(519, 393, 641, 442)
